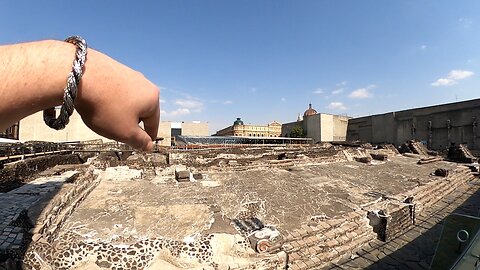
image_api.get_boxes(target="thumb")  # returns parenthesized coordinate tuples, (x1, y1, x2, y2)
(126, 126, 154, 152)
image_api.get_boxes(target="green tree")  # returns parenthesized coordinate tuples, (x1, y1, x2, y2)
(290, 125, 305, 138)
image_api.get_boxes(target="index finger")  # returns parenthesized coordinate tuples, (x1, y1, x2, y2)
(142, 103, 160, 140)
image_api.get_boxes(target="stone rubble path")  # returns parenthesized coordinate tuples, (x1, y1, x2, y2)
(324, 175, 480, 270)
(0, 171, 78, 257)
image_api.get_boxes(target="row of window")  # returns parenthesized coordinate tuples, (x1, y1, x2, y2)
(234, 133, 280, 137)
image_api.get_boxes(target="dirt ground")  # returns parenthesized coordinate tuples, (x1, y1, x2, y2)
(64, 154, 457, 240)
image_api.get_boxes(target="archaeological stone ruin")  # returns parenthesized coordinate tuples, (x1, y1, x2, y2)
(0, 140, 479, 269)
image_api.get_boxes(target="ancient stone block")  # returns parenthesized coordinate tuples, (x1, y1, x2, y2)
(434, 168, 449, 177)
(175, 170, 190, 181)
(355, 156, 372, 164)
(371, 153, 388, 161)
(193, 173, 203, 180)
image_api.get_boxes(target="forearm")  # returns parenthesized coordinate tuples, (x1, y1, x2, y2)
(0, 40, 76, 129)
(0, 39, 159, 151)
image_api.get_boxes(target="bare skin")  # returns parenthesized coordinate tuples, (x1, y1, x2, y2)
(0, 40, 159, 151)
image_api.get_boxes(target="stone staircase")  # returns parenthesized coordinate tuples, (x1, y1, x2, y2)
(0, 166, 100, 268)
(270, 165, 477, 270)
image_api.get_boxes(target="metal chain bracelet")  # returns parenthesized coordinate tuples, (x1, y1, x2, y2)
(43, 36, 88, 130)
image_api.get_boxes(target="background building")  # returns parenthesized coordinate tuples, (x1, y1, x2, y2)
(158, 121, 209, 146)
(281, 104, 350, 143)
(215, 118, 281, 137)
(18, 110, 209, 147)
(346, 98, 480, 151)
(19, 110, 108, 142)
(1, 123, 19, 140)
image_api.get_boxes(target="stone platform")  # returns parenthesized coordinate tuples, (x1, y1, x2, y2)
(0, 145, 477, 269)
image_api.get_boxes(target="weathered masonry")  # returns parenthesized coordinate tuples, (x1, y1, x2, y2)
(346, 98, 480, 151)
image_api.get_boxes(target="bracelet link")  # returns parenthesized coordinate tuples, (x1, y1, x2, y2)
(43, 36, 87, 130)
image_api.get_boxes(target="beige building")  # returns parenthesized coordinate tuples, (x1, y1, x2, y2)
(215, 118, 282, 137)
(19, 110, 209, 147)
(19, 110, 108, 142)
(282, 104, 350, 143)
(157, 121, 209, 146)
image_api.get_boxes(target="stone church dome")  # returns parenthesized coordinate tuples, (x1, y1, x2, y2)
(303, 103, 317, 117)
(233, 118, 244, 125)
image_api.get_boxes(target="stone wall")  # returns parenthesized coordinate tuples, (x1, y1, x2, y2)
(0, 167, 100, 269)
(28, 168, 100, 243)
(269, 164, 476, 270)
(347, 98, 480, 151)
(0, 154, 86, 192)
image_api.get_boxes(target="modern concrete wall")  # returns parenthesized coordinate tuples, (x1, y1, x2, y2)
(333, 115, 350, 141)
(181, 122, 209, 136)
(320, 114, 334, 141)
(305, 114, 322, 142)
(157, 122, 172, 146)
(282, 114, 350, 143)
(19, 110, 109, 142)
(347, 98, 480, 151)
(157, 121, 209, 146)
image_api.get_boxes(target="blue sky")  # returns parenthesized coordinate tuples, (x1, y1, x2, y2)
(1, 1, 479, 134)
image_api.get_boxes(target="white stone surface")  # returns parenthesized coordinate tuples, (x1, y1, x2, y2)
(103, 166, 142, 181)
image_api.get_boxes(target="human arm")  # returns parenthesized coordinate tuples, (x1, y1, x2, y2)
(0, 39, 159, 151)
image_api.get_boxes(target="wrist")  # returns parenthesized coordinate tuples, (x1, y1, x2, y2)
(35, 40, 79, 108)
(22, 40, 80, 112)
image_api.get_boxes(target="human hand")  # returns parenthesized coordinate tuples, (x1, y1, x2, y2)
(75, 49, 160, 151)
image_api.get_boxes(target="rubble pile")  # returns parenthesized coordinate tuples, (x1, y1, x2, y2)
(447, 143, 478, 163)
(399, 140, 429, 156)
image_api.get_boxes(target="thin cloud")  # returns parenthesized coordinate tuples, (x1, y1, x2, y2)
(160, 97, 204, 119)
(420, 45, 427, 50)
(349, 85, 375, 99)
(458, 18, 473, 28)
(431, 70, 474, 87)
(160, 99, 166, 103)
(174, 99, 204, 112)
(332, 88, 344, 95)
(432, 78, 456, 87)
(349, 88, 371, 99)
(336, 81, 347, 87)
(223, 100, 233, 105)
(449, 70, 474, 80)
(250, 87, 257, 93)
(281, 97, 286, 102)
(161, 108, 191, 117)
(312, 88, 324, 94)
(327, 102, 347, 110)
(169, 108, 191, 116)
